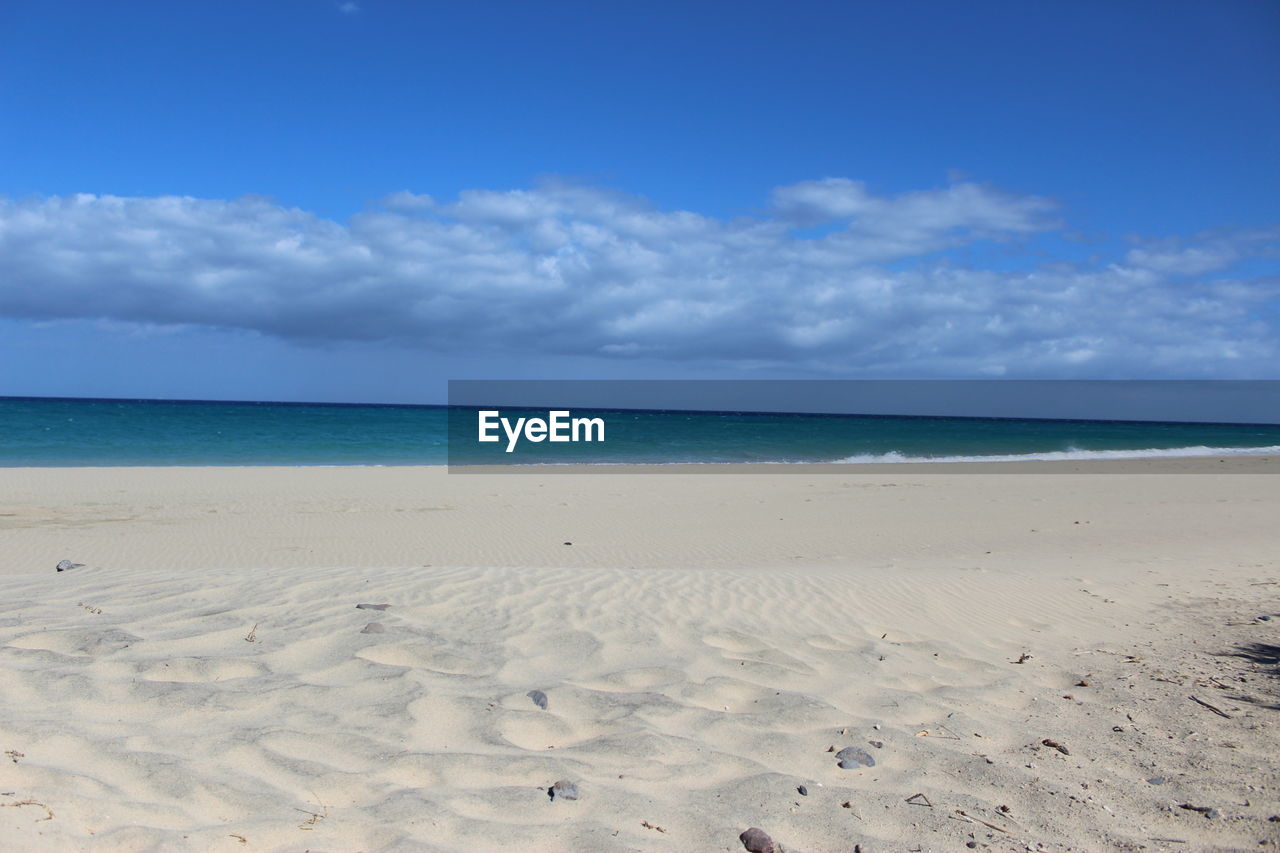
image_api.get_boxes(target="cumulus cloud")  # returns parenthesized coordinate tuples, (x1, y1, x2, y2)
(0, 180, 1277, 376)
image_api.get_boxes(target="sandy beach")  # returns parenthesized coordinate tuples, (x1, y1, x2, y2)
(1, 461, 1278, 851)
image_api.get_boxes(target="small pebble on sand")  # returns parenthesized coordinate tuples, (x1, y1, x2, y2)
(549, 780, 579, 801)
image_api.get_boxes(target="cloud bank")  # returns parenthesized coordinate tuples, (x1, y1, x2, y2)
(1, 179, 1277, 376)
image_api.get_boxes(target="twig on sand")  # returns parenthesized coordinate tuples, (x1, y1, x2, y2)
(244, 624, 259, 643)
(1189, 695, 1232, 719)
(641, 821, 666, 833)
(953, 809, 1010, 834)
(915, 726, 961, 740)
(905, 793, 933, 807)
(4, 798, 54, 822)
(295, 792, 328, 830)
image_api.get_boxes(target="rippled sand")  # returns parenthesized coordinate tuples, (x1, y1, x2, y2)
(1, 463, 1277, 850)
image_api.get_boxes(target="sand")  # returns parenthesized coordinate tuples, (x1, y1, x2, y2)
(0, 461, 1277, 851)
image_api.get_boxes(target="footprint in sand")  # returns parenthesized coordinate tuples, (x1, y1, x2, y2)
(7, 629, 141, 657)
(680, 676, 775, 712)
(357, 643, 492, 676)
(702, 631, 762, 653)
(140, 657, 267, 682)
(496, 710, 609, 751)
(703, 633, 817, 676)
(574, 666, 684, 693)
(803, 634, 862, 652)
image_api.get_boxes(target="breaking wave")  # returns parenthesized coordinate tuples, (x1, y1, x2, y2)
(829, 445, 1280, 464)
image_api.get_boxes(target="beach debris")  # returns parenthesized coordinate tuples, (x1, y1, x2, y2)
(797, 784, 808, 796)
(1076, 679, 1090, 687)
(3, 798, 54, 822)
(905, 792, 933, 807)
(916, 726, 960, 739)
(55, 559, 83, 572)
(1189, 695, 1232, 719)
(5, 750, 22, 764)
(739, 827, 776, 852)
(356, 603, 391, 611)
(295, 796, 328, 830)
(229, 834, 247, 844)
(360, 622, 385, 634)
(1013, 652, 1033, 664)
(78, 602, 103, 614)
(244, 624, 258, 643)
(549, 779, 579, 801)
(1041, 738, 1070, 755)
(954, 809, 1010, 833)
(836, 746, 876, 768)
(1177, 803, 1221, 818)
(641, 820, 666, 833)
(527, 689, 549, 710)
(563, 541, 572, 546)
(869, 740, 884, 749)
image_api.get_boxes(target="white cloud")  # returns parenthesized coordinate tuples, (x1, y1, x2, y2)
(1124, 228, 1280, 276)
(0, 179, 1276, 377)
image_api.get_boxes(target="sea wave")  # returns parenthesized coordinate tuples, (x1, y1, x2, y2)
(829, 445, 1280, 464)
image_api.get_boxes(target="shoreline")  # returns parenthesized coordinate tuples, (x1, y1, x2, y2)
(1, 453, 1279, 474)
(4, 459, 1280, 577)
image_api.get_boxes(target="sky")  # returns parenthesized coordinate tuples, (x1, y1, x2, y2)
(1, 0, 1278, 403)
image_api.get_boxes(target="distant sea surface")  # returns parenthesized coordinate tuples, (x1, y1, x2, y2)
(2, 396, 1280, 467)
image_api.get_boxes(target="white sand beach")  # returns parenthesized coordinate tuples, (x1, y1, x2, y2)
(1, 461, 1278, 851)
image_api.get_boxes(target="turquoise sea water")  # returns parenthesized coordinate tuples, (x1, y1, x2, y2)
(3, 396, 1280, 467)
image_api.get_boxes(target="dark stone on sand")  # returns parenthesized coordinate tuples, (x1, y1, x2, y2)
(356, 603, 391, 611)
(836, 746, 876, 769)
(361, 623, 386, 634)
(1147, 775, 1166, 785)
(869, 740, 884, 749)
(739, 827, 776, 853)
(56, 559, 84, 572)
(797, 784, 808, 796)
(548, 779, 579, 801)
(563, 541, 572, 546)
(527, 689, 548, 710)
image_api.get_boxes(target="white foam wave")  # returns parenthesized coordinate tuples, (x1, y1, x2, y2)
(829, 445, 1280, 464)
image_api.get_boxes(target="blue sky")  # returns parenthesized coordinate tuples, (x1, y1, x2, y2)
(1, 0, 1278, 402)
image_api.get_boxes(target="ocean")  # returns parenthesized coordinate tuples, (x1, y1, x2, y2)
(2, 396, 1280, 467)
